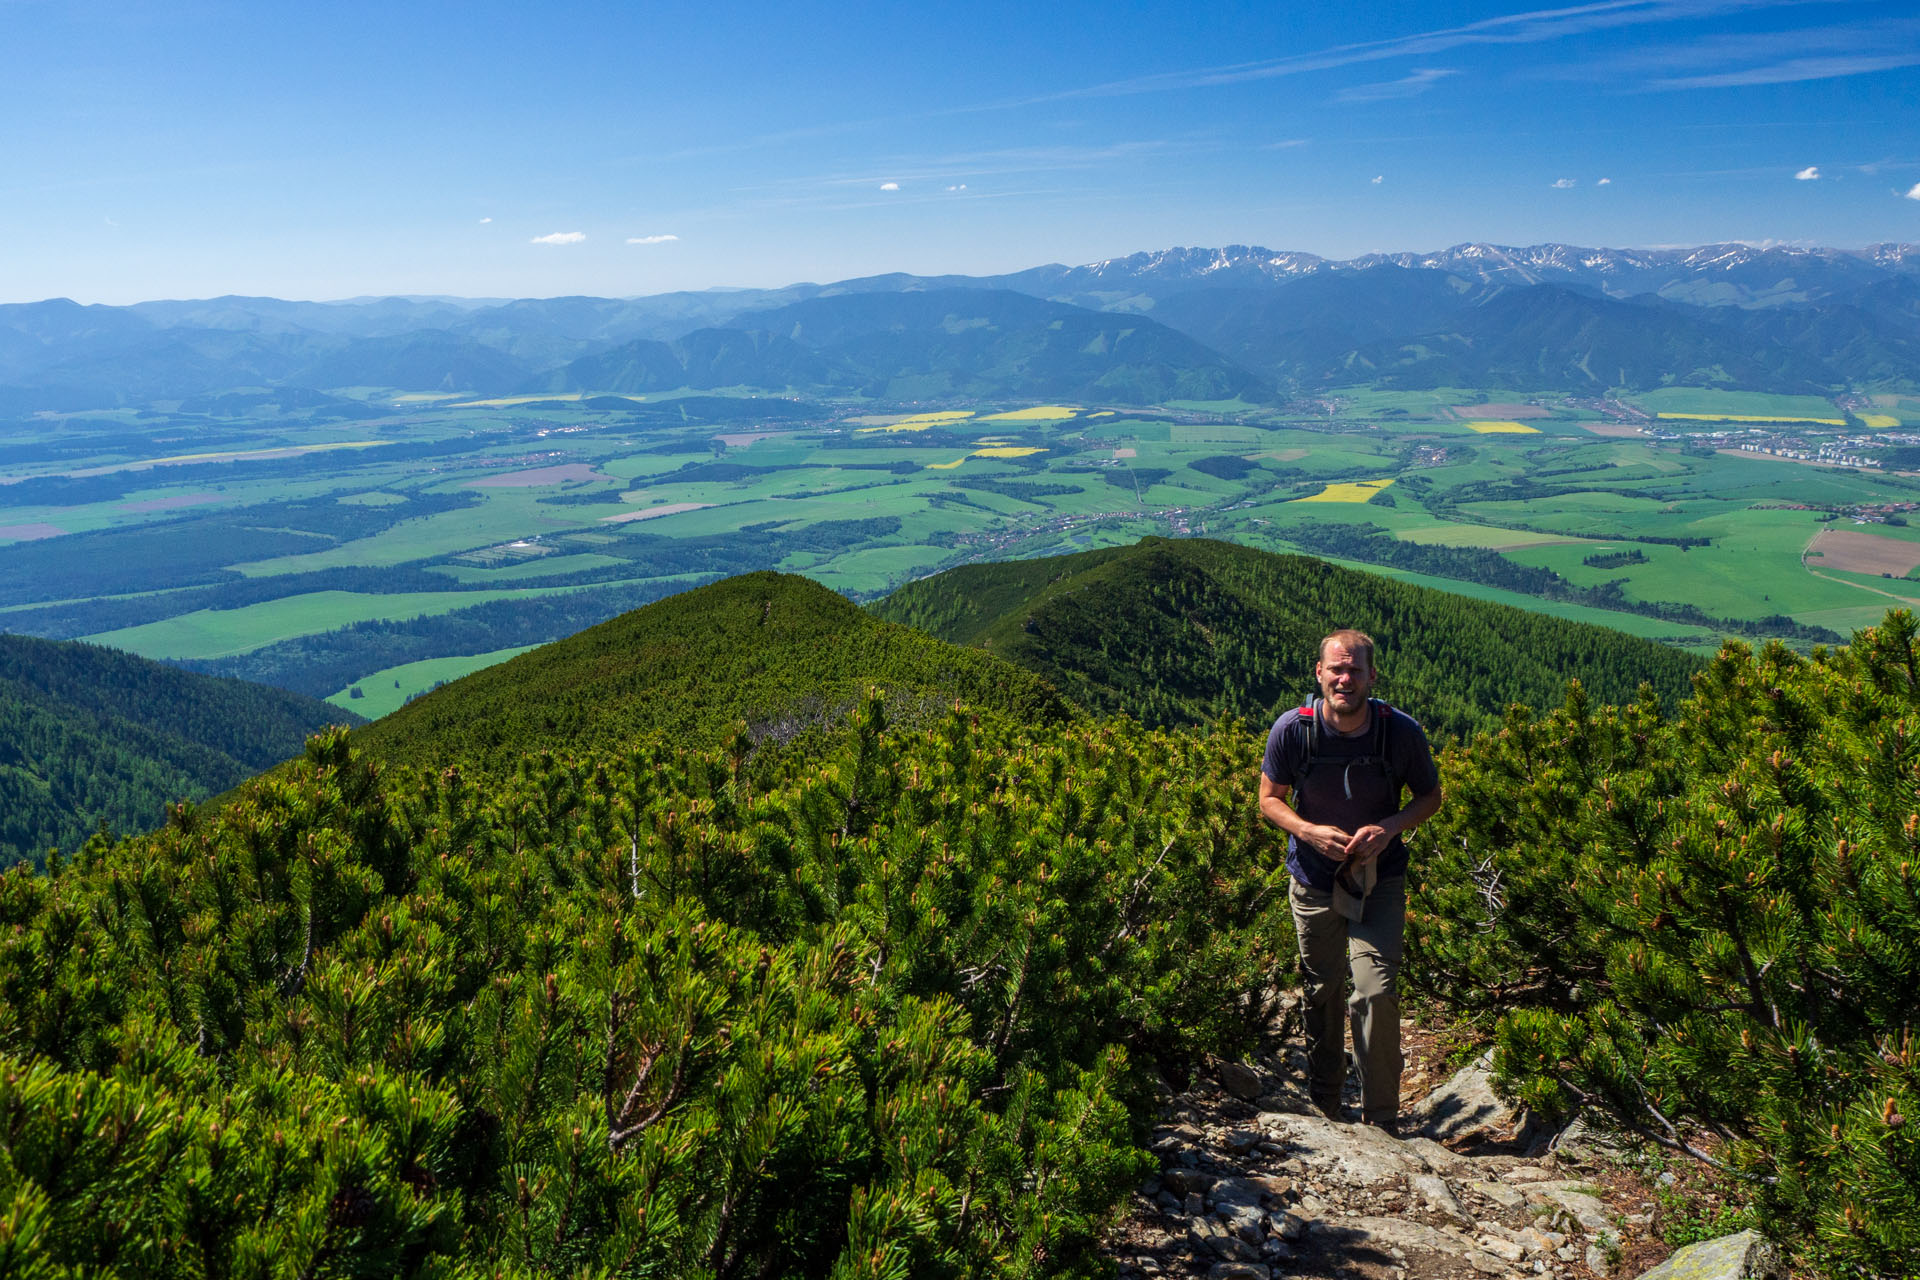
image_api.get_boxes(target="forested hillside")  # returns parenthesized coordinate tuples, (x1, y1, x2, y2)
(351, 570, 1073, 772)
(1, 606, 1915, 1275)
(0, 634, 356, 865)
(0, 707, 1285, 1277)
(1411, 622, 1920, 1270)
(870, 538, 1704, 740)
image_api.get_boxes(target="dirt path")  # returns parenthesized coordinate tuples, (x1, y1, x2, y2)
(1105, 1000, 1681, 1280)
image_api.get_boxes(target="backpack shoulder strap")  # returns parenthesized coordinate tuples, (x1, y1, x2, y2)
(1371, 699, 1400, 790)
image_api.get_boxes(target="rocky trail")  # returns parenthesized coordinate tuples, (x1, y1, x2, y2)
(1105, 1004, 1782, 1280)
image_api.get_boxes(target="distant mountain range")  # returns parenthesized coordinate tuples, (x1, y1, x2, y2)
(4, 240, 1918, 410)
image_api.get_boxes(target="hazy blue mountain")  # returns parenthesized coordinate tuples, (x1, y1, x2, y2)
(534, 289, 1271, 403)
(1328, 284, 1841, 393)
(720, 288, 1272, 403)
(2, 241, 1917, 412)
(1148, 267, 1500, 380)
(290, 329, 533, 396)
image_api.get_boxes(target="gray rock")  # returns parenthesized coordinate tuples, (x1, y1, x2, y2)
(1207, 1177, 1265, 1209)
(1273, 1210, 1307, 1241)
(1217, 1202, 1266, 1243)
(1407, 1050, 1529, 1145)
(1465, 1179, 1529, 1210)
(1259, 1112, 1428, 1186)
(1207, 1265, 1269, 1280)
(1189, 1216, 1231, 1255)
(1408, 1172, 1474, 1225)
(1633, 1230, 1784, 1280)
(1586, 1241, 1616, 1274)
(1216, 1061, 1265, 1101)
(1155, 1190, 1182, 1213)
(1402, 1134, 1473, 1174)
(1327, 1215, 1469, 1255)
(1185, 1192, 1204, 1215)
(1478, 1234, 1528, 1263)
(1223, 1128, 1264, 1154)
(1529, 1184, 1615, 1236)
(1467, 1251, 1512, 1275)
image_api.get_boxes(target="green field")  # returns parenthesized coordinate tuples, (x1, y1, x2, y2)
(327, 644, 540, 719)
(1629, 387, 1849, 421)
(6, 382, 1913, 705)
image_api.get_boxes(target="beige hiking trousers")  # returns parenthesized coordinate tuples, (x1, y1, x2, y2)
(1290, 874, 1405, 1122)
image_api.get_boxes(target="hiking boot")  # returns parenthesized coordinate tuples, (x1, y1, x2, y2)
(1362, 1115, 1400, 1137)
(1311, 1095, 1344, 1122)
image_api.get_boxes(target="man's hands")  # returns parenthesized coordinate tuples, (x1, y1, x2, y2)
(1258, 773, 1443, 864)
(1301, 822, 1389, 863)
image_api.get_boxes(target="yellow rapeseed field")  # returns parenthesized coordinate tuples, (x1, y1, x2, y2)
(1464, 420, 1539, 434)
(1294, 478, 1396, 503)
(1656, 412, 1846, 426)
(1861, 414, 1902, 428)
(856, 411, 978, 433)
(925, 458, 968, 470)
(971, 446, 1048, 458)
(978, 405, 1080, 421)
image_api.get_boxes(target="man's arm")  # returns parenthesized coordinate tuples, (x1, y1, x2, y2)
(1258, 773, 1354, 860)
(1343, 785, 1444, 863)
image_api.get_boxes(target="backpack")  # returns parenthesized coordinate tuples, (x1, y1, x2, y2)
(1295, 696, 1399, 802)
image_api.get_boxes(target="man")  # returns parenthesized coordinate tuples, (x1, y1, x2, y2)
(1259, 629, 1443, 1130)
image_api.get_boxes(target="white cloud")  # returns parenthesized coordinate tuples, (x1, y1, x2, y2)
(1597, 177, 1612, 185)
(880, 181, 900, 191)
(945, 183, 968, 191)
(1337, 67, 1457, 103)
(627, 234, 679, 245)
(1370, 175, 1383, 184)
(1906, 183, 1920, 201)
(1551, 177, 1576, 189)
(1795, 166, 1820, 180)
(479, 216, 492, 224)
(530, 231, 585, 245)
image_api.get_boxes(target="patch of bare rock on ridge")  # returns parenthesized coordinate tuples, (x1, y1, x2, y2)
(1106, 1002, 1780, 1280)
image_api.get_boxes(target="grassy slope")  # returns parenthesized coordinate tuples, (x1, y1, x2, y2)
(351, 570, 1074, 771)
(0, 634, 358, 863)
(870, 537, 1705, 741)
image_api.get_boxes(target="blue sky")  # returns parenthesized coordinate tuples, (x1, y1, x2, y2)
(6, 0, 1918, 303)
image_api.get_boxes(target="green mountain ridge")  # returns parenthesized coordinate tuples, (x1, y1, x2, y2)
(870, 537, 1705, 739)
(349, 569, 1075, 771)
(0, 633, 357, 864)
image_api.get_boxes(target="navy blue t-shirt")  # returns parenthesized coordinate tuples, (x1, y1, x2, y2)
(1262, 701, 1440, 891)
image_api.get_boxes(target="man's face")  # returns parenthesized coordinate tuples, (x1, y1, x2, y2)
(1315, 641, 1376, 713)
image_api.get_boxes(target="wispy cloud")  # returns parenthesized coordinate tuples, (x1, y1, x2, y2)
(479, 216, 492, 224)
(1597, 176, 1613, 184)
(879, 181, 900, 191)
(1617, 16, 1920, 89)
(989, 1, 1822, 109)
(1551, 177, 1578, 188)
(1337, 67, 1457, 103)
(1795, 165, 1821, 180)
(1657, 50, 1920, 88)
(530, 231, 585, 245)
(627, 234, 678, 245)
(1264, 138, 1311, 150)
(1371, 175, 1384, 184)
(1906, 183, 1920, 201)
(945, 184, 968, 191)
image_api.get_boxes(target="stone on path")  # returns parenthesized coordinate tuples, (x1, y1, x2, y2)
(1215, 1060, 1264, 1100)
(1406, 1049, 1539, 1146)
(1633, 1230, 1784, 1280)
